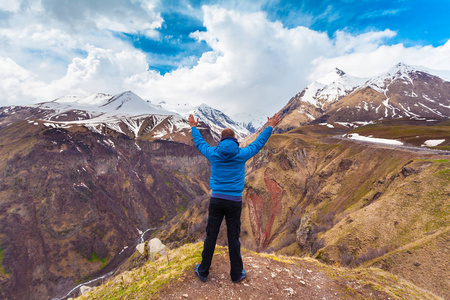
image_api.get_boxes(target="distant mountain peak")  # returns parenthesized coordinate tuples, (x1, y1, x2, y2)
(192, 103, 250, 140)
(363, 62, 431, 93)
(316, 68, 347, 86)
(384, 62, 437, 79)
(301, 68, 366, 107)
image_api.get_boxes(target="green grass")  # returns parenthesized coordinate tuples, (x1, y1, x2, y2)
(0, 241, 9, 276)
(77, 243, 221, 300)
(88, 252, 108, 269)
(436, 169, 450, 175)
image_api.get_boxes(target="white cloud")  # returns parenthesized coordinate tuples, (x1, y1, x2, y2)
(0, 57, 46, 104)
(311, 39, 450, 80)
(1, 4, 450, 119)
(333, 29, 397, 54)
(130, 6, 333, 114)
(129, 6, 450, 116)
(33, 46, 151, 101)
(40, 0, 163, 37)
(0, 0, 21, 12)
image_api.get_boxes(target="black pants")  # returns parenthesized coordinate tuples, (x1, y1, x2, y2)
(198, 197, 243, 282)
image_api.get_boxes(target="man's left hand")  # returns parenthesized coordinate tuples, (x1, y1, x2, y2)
(188, 114, 199, 127)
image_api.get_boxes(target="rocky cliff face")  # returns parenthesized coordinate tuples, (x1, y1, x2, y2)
(0, 109, 213, 299)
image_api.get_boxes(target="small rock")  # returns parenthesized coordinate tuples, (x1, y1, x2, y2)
(136, 243, 145, 254)
(300, 280, 306, 285)
(402, 167, 415, 177)
(284, 287, 295, 295)
(414, 262, 421, 267)
(183, 294, 188, 298)
(121, 272, 134, 285)
(306, 269, 312, 273)
(149, 238, 165, 253)
(244, 283, 249, 287)
(271, 272, 277, 278)
(79, 285, 93, 295)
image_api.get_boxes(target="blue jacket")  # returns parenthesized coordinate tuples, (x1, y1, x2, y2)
(191, 126, 273, 198)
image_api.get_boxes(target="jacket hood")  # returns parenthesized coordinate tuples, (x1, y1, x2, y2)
(216, 138, 239, 159)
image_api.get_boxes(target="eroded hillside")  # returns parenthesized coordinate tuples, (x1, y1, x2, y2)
(0, 120, 212, 300)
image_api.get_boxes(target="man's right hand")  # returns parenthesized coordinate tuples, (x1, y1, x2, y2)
(267, 113, 281, 127)
(188, 114, 199, 127)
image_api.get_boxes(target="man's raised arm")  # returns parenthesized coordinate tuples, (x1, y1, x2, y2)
(189, 114, 213, 159)
(242, 113, 281, 160)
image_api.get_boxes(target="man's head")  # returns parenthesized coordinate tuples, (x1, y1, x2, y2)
(221, 128, 235, 139)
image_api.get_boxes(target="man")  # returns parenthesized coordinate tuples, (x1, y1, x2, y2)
(188, 113, 281, 283)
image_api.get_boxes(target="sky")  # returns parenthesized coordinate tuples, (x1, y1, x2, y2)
(1, 0, 450, 117)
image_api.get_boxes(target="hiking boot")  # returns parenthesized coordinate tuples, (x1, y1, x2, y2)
(195, 264, 207, 282)
(232, 269, 246, 283)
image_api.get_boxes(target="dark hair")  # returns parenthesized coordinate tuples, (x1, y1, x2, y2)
(221, 128, 235, 138)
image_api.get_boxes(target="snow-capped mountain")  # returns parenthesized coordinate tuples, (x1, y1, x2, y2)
(50, 91, 174, 116)
(98, 91, 175, 115)
(272, 68, 366, 132)
(363, 62, 450, 92)
(0, 91, 195, 141)
(231, 111, 267, 133)
(0, 91, 251, 143)
(324, 62, 450, 122)
(301, 68, 367, 109)
(192, 104, 250, 140)
(273, 63, 450, 133)
(55, 93, 111, 106)
(157, 101, 251, 140)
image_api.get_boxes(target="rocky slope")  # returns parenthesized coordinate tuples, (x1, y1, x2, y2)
(155, 120, 450, 298)
(75, 242, 440, 300)
(0, 102, 215, 299)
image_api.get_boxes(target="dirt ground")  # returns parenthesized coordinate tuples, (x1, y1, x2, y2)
(159, 250, 393, 300)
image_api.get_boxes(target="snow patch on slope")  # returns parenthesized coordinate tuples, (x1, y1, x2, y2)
(343, 133, 403, 145)
(422, 139, 445, 147)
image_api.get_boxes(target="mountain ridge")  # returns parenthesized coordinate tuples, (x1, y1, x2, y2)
(257, 62, 450, 135)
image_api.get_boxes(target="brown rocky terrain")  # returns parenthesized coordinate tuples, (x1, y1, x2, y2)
(0, 112, 214, 300)
(75, 243, 441, 300)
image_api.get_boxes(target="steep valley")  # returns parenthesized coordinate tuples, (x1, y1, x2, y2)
(0, 118, 213, 300)
(156, 122, 449, 298)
